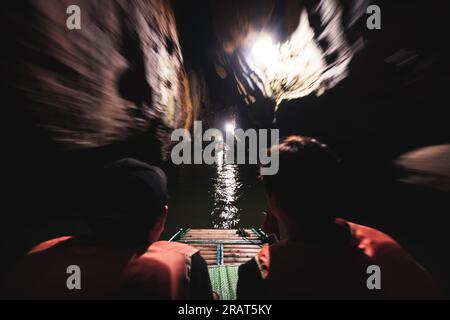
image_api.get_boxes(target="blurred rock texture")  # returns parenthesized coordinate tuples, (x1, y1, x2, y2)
(0, 0, 197, 248)
(1, 0, 192, 157)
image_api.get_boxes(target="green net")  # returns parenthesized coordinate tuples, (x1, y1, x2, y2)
(208, 265, 239, 300)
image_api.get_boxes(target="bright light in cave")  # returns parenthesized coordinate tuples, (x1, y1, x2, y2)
(252, 34, 279, 67)
(243, 3, 355, 106)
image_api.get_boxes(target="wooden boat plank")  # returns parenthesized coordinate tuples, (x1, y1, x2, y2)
(172, 228, 266, 266)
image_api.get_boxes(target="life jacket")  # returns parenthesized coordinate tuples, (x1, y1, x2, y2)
(253, 219, 437, 299)
(1, 237, 199, 300)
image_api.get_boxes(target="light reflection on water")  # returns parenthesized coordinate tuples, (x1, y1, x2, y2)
(210, 147, 242, 228)
(162, 141, 266, 239)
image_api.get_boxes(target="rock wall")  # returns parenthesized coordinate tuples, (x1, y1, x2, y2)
(2, 0, 190, 157)
(0, 0, 192, 248)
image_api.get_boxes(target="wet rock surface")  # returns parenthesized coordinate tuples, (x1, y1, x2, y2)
(2, 0, 189, 154)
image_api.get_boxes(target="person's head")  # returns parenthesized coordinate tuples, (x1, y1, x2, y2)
(263, 136, 342, 226)
(88, 158, 169, 246)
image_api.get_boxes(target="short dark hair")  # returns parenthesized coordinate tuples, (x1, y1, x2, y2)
(263, 136, 341, 221)
(88, 159, 168, 244)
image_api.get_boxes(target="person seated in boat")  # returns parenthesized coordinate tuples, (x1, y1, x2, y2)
(237, 136, 438, 299)
(1, 159, 213, 300)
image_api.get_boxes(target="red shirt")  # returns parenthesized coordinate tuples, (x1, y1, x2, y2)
(1, 238, 210, 300)
(237, 219, 438, 299)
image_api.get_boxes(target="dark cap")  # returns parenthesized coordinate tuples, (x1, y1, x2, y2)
(97, 158, 168, 221)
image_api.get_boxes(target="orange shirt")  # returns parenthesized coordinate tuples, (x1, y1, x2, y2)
(238, 219, 438, 299)
(1, 238, 209, 300)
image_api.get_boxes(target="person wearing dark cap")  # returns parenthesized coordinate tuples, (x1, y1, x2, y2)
(1, 159, 213, 300)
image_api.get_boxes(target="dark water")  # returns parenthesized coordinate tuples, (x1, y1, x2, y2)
(162, 149, 266, 239)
